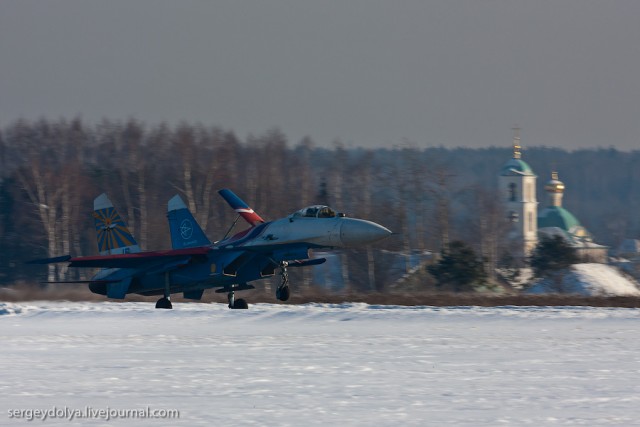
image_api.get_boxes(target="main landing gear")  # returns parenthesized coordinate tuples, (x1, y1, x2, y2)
(227, 290, 248, 309)
(156, 273, 173, 309)
(276, 262, 290, 302)
(215, 284, 254, 309)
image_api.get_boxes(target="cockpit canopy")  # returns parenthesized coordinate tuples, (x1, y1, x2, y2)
(291, 205, 340, 219)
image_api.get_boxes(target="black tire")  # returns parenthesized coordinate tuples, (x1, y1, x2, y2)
(277, 286, 290, 302)
(155, 297, 173, 309)
(233, 298, 249, 309)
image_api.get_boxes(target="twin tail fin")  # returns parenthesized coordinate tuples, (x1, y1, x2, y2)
(167, 195, 211, 249)
(218, 189, 265, 226)
(93, 194, 141, 255)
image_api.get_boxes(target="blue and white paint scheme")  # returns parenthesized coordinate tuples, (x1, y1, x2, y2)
(167, 195, 211, 250)
(30, 189, 392, 309)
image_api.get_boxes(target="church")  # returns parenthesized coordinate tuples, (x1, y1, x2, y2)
(499, 130, 608, 263)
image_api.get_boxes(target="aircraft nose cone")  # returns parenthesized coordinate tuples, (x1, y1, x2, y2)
(340, 219, 392, 247)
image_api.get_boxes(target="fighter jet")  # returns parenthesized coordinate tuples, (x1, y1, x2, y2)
(31, 189, 392, 309)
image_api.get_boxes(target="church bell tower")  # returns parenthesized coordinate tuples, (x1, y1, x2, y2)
(499, 128, 538, 258)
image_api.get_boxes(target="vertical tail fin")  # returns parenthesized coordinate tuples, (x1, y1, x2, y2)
(93, 193, 141, 255)
(167, 195, 211, 249)
(218, 189, 265, 226)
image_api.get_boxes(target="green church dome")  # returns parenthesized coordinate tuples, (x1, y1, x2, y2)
(538, 206, 584, 236)
(500, 158, 535, 176)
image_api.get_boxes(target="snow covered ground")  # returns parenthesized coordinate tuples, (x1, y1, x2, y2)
(528, 263, 640, 296)
(2, 302, 640, 426)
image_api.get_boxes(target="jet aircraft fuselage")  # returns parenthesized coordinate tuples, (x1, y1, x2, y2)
(32, 190, 392, 309)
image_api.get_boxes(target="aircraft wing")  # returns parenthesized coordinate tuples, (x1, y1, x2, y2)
(31, 247, 212, 269)
(27, 255, 73, 264)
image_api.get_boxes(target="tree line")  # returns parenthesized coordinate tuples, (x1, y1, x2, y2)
(1, 118, 639, 291)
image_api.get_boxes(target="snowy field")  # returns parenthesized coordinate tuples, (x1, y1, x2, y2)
(528, 263, 640, 296)
(1, 302, 640, 426)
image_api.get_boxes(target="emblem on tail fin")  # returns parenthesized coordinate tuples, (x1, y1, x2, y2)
(93, 193, 141, 255)
(180, 219, 194, 240)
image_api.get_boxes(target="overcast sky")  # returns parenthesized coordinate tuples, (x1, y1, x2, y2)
(2, 1, 640, 150)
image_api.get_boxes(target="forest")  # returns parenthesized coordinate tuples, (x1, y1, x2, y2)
(1, 118, 639, 292)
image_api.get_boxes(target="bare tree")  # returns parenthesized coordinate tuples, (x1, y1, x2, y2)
(466, 185, 512, 285)
(426, 166, 456, 253)
(12, 120, 65, 281)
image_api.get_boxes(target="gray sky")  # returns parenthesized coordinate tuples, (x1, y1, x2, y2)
(2, 1, 640, 150)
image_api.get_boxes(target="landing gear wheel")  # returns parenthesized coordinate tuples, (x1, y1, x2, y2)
(155, 297, 172, 309)
(276, 286, 290, 302)
(232, 298, 248, 309)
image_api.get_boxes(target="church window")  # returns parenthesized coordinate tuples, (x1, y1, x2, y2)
(508, 183, 517, 202)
